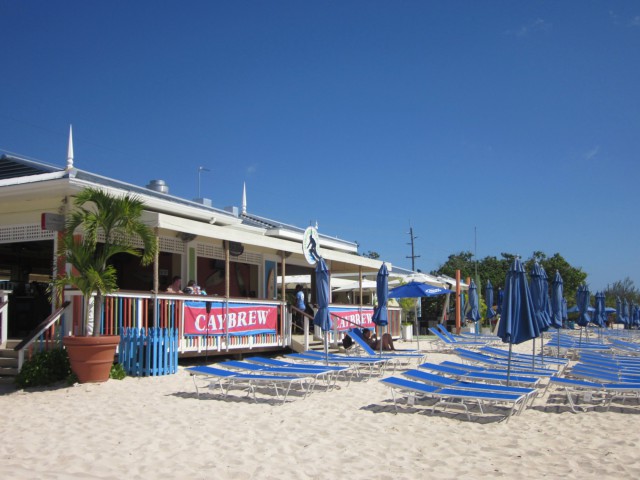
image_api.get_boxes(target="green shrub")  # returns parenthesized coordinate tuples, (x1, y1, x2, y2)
(15, 348, 71, 389)
(109, 363, 127, 380)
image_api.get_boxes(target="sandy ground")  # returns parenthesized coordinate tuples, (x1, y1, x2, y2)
(1, 338, 639, 479)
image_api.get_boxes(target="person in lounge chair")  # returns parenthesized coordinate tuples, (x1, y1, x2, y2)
(362, 328, 396, 351)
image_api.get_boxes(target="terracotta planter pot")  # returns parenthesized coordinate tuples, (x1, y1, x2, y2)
(63, 335, 120, 383)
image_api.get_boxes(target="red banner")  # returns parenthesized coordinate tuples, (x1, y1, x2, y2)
(183, 301, 278, 335)
(329, 307, 375, 331)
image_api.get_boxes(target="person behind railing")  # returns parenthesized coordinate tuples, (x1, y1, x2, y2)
(362, 328, 396, 351)
(184, 280, 207, 295)
(293, 284, 305, 332)
(166, 275, 183, 294)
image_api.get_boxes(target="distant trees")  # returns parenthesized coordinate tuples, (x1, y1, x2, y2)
(604, 277, 640, 305)
(433, 250, 587, 306)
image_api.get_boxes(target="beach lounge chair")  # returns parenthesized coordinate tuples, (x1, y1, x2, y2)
(186, 365, 311, 404)
(567, 363, 640, 384)
(418, 361, 542, 388)
(546, 376, 640, 413)
(380, 376, 529, 422)
(437, 324, 499, 344)
(217, 360, 346, 390)
(347, 328, 428, 363)
(427, 327, 487, 350)
(285, 352, 389, 378)
(439, 360, 555, 378)
(402, 368, 538, 405)
(453, 348, 558, 374)
(481, 345, 568, 368)
(244, 356, 356, 385)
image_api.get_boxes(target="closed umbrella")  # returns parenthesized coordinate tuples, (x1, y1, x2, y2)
(485, 280, 496, 330)
(389, 282, 452, 350)
(371, 263, 389, 356)
(529, 262, 552, 363)
(576, 284, 591, 344)
(466, 279, 481, 338)
(615, 297, 624, 326)
(594, 292, 606, 328)
(624, 299, 630, 328)
(550, 271, 564, 356)
(313, 258, 332, 363)
(497, 258, 539, 385)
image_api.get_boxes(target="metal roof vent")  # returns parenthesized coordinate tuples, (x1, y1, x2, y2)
(146, 179, 169, 194)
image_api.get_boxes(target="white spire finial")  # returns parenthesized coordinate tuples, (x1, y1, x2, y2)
(66, 125, 74, 170)
(242, 182, 247, 214)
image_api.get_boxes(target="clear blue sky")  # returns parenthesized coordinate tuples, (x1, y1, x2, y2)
(1, 1, 639, 292)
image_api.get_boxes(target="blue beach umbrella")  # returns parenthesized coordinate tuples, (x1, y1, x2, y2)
(466, 279, 481, 331)
(371, 263, 389, 328)
(550, 271, 564, 329)
(576, 285, 591, 327)
(593, 292, 606, 328)
(313, 258, 332, 362)
(623, 299, 630, 328)
(550, 271, 564, 355)
(496, 288, 503, 316)
(530, 262, 552, 332)
(485, 280, 496, 322)
(371, 263, 389, 356)
(389, 281, 452, 350)
(497, 258, 539, 385)
(615, 297, 625, 326)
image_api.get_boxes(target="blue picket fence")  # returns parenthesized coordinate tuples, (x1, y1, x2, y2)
(119, 327, 179, 377)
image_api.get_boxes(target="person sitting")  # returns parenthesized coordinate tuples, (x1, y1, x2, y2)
(362, 328, 396, 351)
(165, 275, 183, 294)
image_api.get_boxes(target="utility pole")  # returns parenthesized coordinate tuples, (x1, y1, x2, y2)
(406, 226, 420, 271)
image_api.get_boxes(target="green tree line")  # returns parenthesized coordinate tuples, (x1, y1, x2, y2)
(433, 250, 639, 308)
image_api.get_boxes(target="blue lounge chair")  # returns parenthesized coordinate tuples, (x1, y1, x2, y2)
(547, 376, 640, 413)
(285, 352, 389, 378)
(437, 323, 498, 344)
(217, 360, 347, 389)
(402, 368, 538, 405)
(186, 365, 311, 404)
(427, 327, 487, 350)
(418, 361, 542, 388)
(380, 376, 528, 421)
(453, 348, 558, 374)
(481, 345, 568, 367)
(439, 360, 554, 378)
(347, 328, 428, 363)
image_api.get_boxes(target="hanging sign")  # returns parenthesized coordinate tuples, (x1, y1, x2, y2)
(302, 226, 321, 264)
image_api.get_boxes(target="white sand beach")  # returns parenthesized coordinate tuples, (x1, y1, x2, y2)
(1, 340, 639, 480)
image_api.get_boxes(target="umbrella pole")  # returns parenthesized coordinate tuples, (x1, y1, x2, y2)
(507, 342, 513, 387)
(531, 338, 535, 370)
(414, 301, 420, 351)
(557, 327, 561, 357)
(324, 331, 329, 366)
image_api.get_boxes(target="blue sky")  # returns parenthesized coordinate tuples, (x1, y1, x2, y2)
(1, 1, 639, 292)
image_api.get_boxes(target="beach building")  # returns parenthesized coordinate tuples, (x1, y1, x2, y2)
(0, 132, 413, 378)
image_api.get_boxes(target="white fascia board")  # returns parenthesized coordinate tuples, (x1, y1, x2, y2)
(0, 171, 68, 187)
(266, 228, 358, 254)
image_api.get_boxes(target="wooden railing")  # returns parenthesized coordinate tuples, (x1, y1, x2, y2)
(13, 301, 71, 370)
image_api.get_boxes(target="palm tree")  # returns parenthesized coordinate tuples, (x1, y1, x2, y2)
(54, 188, 158, 336)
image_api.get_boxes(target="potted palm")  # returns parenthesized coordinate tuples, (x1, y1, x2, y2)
(54, 188, 157, 382)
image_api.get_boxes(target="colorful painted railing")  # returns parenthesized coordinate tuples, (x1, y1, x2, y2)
(62, 290, 286, 355)
(118, 327, 178, 377)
